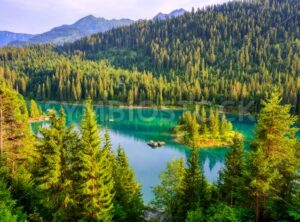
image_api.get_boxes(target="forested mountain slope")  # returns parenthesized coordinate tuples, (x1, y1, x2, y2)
(0, 0, 299, 114)
(64, 0, 300, 75)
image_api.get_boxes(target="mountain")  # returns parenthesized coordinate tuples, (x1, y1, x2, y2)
(0, 31, 33, 47)
(5, 15, 134, 46)
(28, 15, 134, 44)
(153, 8, 186, 20)
(73, 15, 133, 35)
(1, 9, 187, 46)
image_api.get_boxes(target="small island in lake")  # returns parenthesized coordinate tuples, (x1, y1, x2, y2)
(147, 140, 166, 148)
(173, 105, 243, 148)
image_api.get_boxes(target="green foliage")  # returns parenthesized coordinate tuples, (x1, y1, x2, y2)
(0, 82, 34, 172)
(114, 146, 144, 222)
(180, 149, 209, 219)
(34, 109, 75, 220)
(0, 1, 300, 220)
(1, 84, 145, 221)
(154, 91, 299, 222)
(0, 1, 300, 115)
(72, 99, 114, 221)
(245, 90, 299, 221)
(287, 182, 300, 221)
(185, 209, 204, 222)
(0, 162, 26, 222)
(175, 106, 239, 147)
(153, 153, 210, 222)
(218, 135, 245, 205)
(206, 204, 241, 222)
(29, 99, 41, 117)
(153, 158, 185, 222)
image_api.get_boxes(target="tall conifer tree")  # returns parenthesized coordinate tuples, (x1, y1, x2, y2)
(35, 110, 69, 219)
(218, 135, 244, 205)
(29, 100, 41, 118)
(114, 146, 144, 222)
(245, 90, 299, 221)
(180, 148, 209, 219)
(72, 99, 114, 221)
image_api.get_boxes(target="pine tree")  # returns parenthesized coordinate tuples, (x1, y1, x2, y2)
(180, 148, 209, 219)
(190, 111, 199, 147)
(55, 125, 83, 221)
(245, 90, 299, 221)
(200, 105, 208, 134)
(287, 182, 300, 221)
(114, 146, 144, 222)
(0, 178, 26, 222)
(0, 82, 34, 174)
(153, 158, 185, 222)
(72, 99, 114, 221)
(103, 128, 115, 163)
(209, 107, 218, 137)
(219, 113, 227, 135)
(35, 110, 71, 219)
(29, 100, 41, 118)
(218, 135, 244, 205)
(214, 108, 220, 137)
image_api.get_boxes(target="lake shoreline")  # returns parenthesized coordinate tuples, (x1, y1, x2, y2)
(36, 100, 186, 110)
(35, 100, 256, 117)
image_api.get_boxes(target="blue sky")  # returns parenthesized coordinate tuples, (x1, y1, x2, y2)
(0, 0, 229, 34)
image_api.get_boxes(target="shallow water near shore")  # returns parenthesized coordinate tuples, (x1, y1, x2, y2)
(31, 102, 299, 203)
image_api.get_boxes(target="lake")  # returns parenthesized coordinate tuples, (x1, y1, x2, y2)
(31, 102, 298, 203)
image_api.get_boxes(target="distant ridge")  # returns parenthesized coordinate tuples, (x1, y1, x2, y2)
(4, 15, 134, 46)
(153, 8, 187, 20)
(1, 8, 187, 47)
(0, 31, 33, 47)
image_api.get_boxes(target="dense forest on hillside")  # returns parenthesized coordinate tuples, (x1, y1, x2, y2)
(0, 0, 299, 114)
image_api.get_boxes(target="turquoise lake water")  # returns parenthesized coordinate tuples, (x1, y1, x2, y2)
(31, 102, 299, 203)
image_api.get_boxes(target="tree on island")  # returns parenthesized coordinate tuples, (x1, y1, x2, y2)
(29, 100, 41, 117)
(174, 106, 240, 148)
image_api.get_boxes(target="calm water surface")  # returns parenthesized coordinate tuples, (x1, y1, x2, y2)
(31, 102, 299, 203)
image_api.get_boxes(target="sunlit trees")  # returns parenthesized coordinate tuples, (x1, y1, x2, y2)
(29, 100, 41, 117)
(245, 90, 299, 221)
(180, 149, 209, 220)
(218, 135, 245, 205)
(153, 158, 185, 222)
(74, 99, 115, 221)
(175, 106, 238, 147)
(34, 110, 75, 220)
(114, 146, 144, 222)
(1, 0, 300, 114)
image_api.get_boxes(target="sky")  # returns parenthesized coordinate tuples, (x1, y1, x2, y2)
(0, 0, 229, 34)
